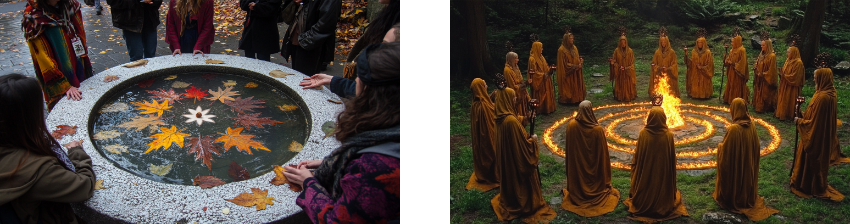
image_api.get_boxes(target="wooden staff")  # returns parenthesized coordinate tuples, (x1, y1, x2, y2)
(719, 43, 729, 102)
(790, 96, 805, 177)
(608, 57, 615, 99)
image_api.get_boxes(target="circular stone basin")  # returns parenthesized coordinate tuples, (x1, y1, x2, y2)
(46, 55, 343, 223)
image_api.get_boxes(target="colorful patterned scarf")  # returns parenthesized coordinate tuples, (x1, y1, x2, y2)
(313, 126, 400, 198)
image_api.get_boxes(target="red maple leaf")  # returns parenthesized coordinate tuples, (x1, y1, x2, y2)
(138, 78, 155, 88)
(146, 88, 183, 104)
(193, 175, 226, 189)
(228, 161, 250, 182)
(227, 113, 284, 130)
(186, 134, 223, 170)
(183, 86, 209, 103)
(223, 96, 267, 114)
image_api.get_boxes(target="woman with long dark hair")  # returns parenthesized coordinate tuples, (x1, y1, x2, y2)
(0, 74, 96, 223)
(283, 42, 400, 223)
(22, 0, 93, 111)
(166, 0, 215, 56)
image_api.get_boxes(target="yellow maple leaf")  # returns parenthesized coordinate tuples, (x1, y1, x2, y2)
(270, 165, 302, 191)
(215, 127, 269, 155)
(104, 144, 129, 154)
(93, 130, 124, 140)
(245, 82, 258, 88)
(94, 180, 110, 190)
(224, 188, 274, 211)
(145, 125, 190, 153)
(118, 115, 165, 131)
(278, 104, 298, 112)
(222, 80, 237, 87)
(150, 163, 174, 176)
(288, 140, 303, 152)
(131, 99, 172, 117)
(207, 86, 240, 103)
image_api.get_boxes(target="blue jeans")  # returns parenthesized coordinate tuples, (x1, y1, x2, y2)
(94, 0, 102, 10)
(123, 27, 157, 62)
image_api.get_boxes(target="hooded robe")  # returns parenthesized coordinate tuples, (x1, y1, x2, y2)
(775, 46, 804, 120)
(529, 42, 556, 114)
(686, 37, 714, 99)
(723, 36, 749, 104)
(505, 52, 531, 118)
(557, 34, 586, 104)
(650, 36, 679, 97)
(753, 39, 778, 113)
(611, 36, 637, 102)
(466, 78, 499, 192)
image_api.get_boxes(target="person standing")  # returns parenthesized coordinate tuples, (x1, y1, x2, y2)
(556, 28, 586, 104)
(775, 38, 804, 121)
(685, 28, 714, 99)
(345, 0, 399, 63)
(752, 31, 778, 113)
(282, 0, 341, 76)
(722, 28, 749, 104)
(466, 78, 499, 192)
(528, 35, 555, 114)
(610, 28, 637, 102)
(713, 98, 779, 221)
(23, 0, 93, 111)
(560, 100, 620, 217)
(238, 0, 282, 61)
(649, 27, 679, 97)
(504, 44, 530, 118)
(107, 0, 162, 62)
(165, 0, 214, 57)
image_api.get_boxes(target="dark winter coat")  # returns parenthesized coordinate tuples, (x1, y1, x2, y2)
(238, 0, 283, 54)
(105, 0, 163, 33)
(280, 0, 341, 61)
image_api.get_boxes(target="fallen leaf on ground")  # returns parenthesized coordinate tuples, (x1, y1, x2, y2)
(205, 59, 225, 64)
(146, 88, 183, 104)
(99, 102, 129, 113)
(118, 115, 165, 132)
(94, 180, 110, 190)
(224, 96, 267, 114)
(93, 130, 124, 140)
(222, 80, 237, 87)
(327, 99, 342, 104)
(104, 144, 129, 154)
(277, 104, 298, 112)
(164, 75, 178, 80)
(207, 86, 240, 103)
(131, 99, 172, 117)
(103, 75, 119, 82)
(227, 113, 283, 130)
(51, 125, 77, 139)
(270, 165, 302, 191)
(172, 81, 191, 88)
(224, 188, 274, 211)
(150, 163, 174, 176)
(269, 70, 293, 78)
(138, 78, 155, 88)
(288, 140, 303, 152)
(123, 59, 149, 68)
(322, 121, 336, 139)
(187, 134, 223, 170)
(193, 175, 226, 189)
(244, 82, 258, 88)
(145, 125, 190, 153)
(183, 86, 209, 103)
(228, 161, 250, 181)
(215, 127, 269, 155)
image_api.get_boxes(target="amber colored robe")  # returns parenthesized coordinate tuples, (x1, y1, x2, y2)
(650, 37, 680, 97)
(713, 98, 779, 221)
(560, 101, 620, 217)
(790, 68, 844, 201)
(529, 42, 556, 114)
(624, 107, 688, 223)
(505, 55, 530, 118)
(686, 38, 714, 99)
(491, 88, 557, 223)
(611, 36, 637, 102)
(753, 40, 778, 113)
(775, 47, 804, 120)
(466, 78, 499, 192)
(723, 36, 750, 104)
(557, 35, 586, 104)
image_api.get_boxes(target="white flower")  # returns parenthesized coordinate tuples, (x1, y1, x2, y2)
(183, 106, 216, 125)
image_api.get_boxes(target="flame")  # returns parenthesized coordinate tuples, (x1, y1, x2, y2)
(656, 73, 685, 128)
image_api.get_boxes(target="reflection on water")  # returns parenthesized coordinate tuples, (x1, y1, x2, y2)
(91, 72, 309, 185)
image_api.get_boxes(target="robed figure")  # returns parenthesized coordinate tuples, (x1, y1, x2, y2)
(560, 101, 620, 217)
(466, 78, 499, 192)
(529, 41, 556, 114)
(623, 106, 689, 223)
(610, 35, 637, 102)
(775, 46, 804, 121)
(723, 34, 749, 104)
(557, 31, 586, 104)
(650, 32, 679, 97)
(685, 36, 714, 99)
(505, 51, 531, 118)
(752, 36, 778, 113)
(713, 98, 779, 221)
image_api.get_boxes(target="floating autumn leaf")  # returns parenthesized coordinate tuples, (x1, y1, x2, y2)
(103, 75, 119, 82)
(99, 102, 129, 113)
(277, 104, 298, 112)
(94, 180, 110, 190)
(131, 99, 172, 117)
(288, 140, 303, 152)
(144, 125, 190, 153)
(201, 73, 217, 80)
(205, 59, 225, 64)
(222, 80, 237, 87)
(164, 75, 178, 80)
(269, 70, 293, 78)
(224, 188, 274, 211)
(322, 121, 336, 139)
(138, 78, 155, 88)
(172, 81, 191, 88)
(228, 161, 250, 181)
(123, 59, 149, 68)
(146, 88, 183, 104)
(327, 99, 342, 104)
(150, 163, 174, 176)
(187, 134, 223, 170)
(224, 96, 267, 114)
(227, 113, 283, 130)
(93, 130, 124, 140)
(118, 115, 165, 132)
(270, 165, 302, 192)
(193, 175, 227, 189)
(51, 125, 77, 139)
(183, 86, 209, 103)
(207, 86, 240, 103)
(244, 82, 258, 88)
(104, 144, 129, 154)
(215, 127, 269, 155)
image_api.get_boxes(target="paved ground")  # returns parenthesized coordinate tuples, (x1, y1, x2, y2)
(0, 0, 345, 78)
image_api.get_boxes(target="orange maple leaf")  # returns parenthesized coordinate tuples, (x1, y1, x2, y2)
(51, 125, 77, 139)
(214, 127, 269, 155)
(224, 188, 274, 211)
(131, 99, 172, 117)
(145, 125, 190, 153)
(270, 165, 302, 192)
